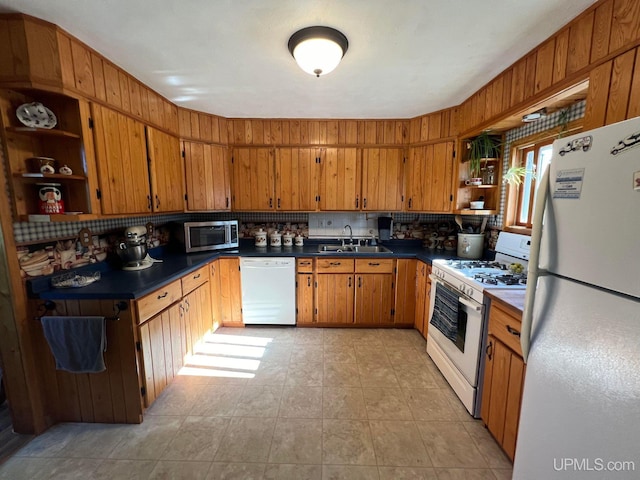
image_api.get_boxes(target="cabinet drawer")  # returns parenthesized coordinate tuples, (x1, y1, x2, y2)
(316, 258, 355, 273)
(489, 302, 523, 357)
(297, 258, 314, 273)
(181, 265, 209, 295)
(355, 258, 394, 273)
(136, 279, 182, 324)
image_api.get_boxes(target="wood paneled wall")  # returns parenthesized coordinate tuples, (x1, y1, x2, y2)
(584, 45, 640, 128)
(408, 108, 459, 144)
(455, 0, 640, 136)
(226, 119, 408, 146)
(178, 107, 228, 144)
(0, 14, 229, 138)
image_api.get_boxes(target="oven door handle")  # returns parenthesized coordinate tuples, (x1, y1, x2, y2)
(459, 296, 482, 312)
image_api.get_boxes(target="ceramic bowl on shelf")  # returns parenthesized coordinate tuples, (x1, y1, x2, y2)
(28, 156, 56, 174)
(470, 201, 485, 209)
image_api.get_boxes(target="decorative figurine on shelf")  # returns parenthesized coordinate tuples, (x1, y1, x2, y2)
(59, 165, 73, 175)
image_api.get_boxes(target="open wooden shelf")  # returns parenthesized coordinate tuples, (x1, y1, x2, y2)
(14, 173, 87, 182)
(19, 213, 98, 223)
(455, 209, 498, 216)
(6, 126, 81, 138)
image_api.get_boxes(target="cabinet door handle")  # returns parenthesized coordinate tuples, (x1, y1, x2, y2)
(368, 262, 380, 266)
(155, 195, 160, 209)
(157, 291, 168, 299)
(193, 273, 201, 280)
(179, 304, 185, 315)
(363, 198, 367, 208)
(147, 195, 152, 210)
(486, 340, 493, 360)
(225, 197, 229, 208)
(300, 261, 311, 266)
(348, 277, 352, 287)
(277, 198, 281, 209)
(269, 198, 273, 208)
(307, 277, 311, 287)
(358, 276, 362, 288)
(506, 325, 521, 337)
(185, 298, 190, 311)
(355, 197, 359, 209)
(329, 262, 341, 266)
(408, 198, 412, 209)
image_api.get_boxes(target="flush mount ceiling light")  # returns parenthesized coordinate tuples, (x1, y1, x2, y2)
(288, 26, 349, 77)
(522, 108, 547, 123)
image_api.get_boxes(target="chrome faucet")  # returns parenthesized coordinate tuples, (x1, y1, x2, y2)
(343, 224, 353, 246)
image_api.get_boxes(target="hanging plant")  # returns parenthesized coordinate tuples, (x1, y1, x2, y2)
(556, 107, 570, 138)
(467, 131, 501, 178)
(502, 165, 528, 186)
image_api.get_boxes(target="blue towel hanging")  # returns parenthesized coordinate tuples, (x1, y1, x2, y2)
(41, 316, 107, 373)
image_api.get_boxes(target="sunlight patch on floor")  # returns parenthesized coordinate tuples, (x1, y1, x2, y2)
(206, 333, 273, 347)
(195, 342, 266, 359)
(177, 366, 255, 378)
(185, 353, 260, 371)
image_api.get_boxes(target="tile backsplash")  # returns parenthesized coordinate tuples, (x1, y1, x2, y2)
(13, 211, 481, 245)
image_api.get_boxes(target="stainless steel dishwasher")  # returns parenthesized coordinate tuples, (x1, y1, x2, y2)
(240, 257, 296, 325)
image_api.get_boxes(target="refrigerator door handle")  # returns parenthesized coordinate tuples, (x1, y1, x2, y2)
(521, 164, 551, 363)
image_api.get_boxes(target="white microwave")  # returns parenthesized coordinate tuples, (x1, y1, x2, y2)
(178, 220, 239, 253)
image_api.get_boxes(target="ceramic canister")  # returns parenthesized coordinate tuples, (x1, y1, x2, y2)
(283, 232, 294, 246)
(270, 230, 282, 247)
(457, 233, 484, 259)
(295, 234, 304, 246)
(254, 228, 267, 247)
(37, 183, 65, 214)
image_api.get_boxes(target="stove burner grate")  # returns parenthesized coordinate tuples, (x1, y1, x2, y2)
(474, 272, 527, 286)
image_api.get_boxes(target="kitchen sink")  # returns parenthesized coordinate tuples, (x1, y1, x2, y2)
(316, 244, 392, 254)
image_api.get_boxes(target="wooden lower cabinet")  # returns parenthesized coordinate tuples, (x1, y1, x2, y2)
(136, 272, 213, 408)
(481, 299, 526, 461)
(354, 273, 394, 324)
(138, 302, 183, 407)
(296, 273, 315, 324)
(316, 273, 355, 324)
(414, 261, 431, 337)
(183, 282, 212, 355)
(313, 258, 395, 325)
(211, 257, 243, 326)
(394, 259, 417, 326)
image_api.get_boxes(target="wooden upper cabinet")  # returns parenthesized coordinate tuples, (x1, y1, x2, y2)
(275, 147, 319, 211)
(146, 126, 184, 212)
(183, 142, 230, 211)
(91, 103, 151, 214)
(406, 142, 454, 212)
(406, 146, 426, 211)
(231, 147, 275, 211)
(319, 147, 360, 210)
(361, 148, 404, 211)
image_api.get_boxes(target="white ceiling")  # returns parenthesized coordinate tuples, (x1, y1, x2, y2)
(0, 0, 598, 119)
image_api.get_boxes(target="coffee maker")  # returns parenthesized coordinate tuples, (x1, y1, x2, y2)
(377, 216, 392, 241)
(117, 226, 153, 270)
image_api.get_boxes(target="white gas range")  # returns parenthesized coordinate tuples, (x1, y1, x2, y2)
(427, 231, 531, 417)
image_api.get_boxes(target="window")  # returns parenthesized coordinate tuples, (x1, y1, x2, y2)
(506, 139, 553, 230)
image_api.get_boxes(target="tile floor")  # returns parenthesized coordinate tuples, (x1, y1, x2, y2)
(0, 327, 513, 480)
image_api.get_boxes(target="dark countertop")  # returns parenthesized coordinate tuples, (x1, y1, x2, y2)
(484, 289, 526, 315)
(28, 239, 474, 301)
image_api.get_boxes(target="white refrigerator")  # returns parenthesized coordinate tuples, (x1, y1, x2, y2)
(513, 117, 640, 479)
